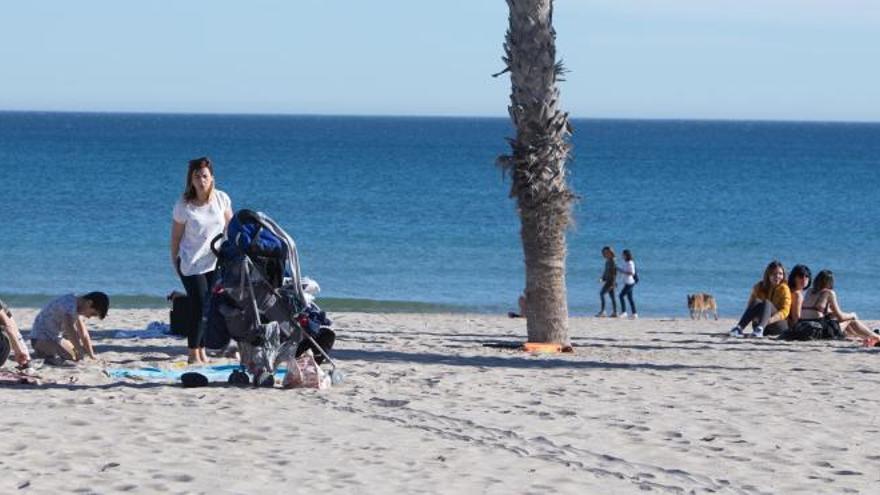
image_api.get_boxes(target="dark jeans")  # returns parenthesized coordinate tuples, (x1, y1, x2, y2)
(737, 301, 789, 335)
(619, 283, 636, 314)
(177, 260, 217, 349)
(599, 282, 617, 314)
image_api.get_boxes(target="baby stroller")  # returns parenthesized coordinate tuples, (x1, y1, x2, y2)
(208, 209, 342, 387)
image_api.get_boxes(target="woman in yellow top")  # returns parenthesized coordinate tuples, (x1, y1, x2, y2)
(729, 261, 791, 339)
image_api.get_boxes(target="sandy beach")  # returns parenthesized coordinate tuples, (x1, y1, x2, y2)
(2, 308, 879, 494)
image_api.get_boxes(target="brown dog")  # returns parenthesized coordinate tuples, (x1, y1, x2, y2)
(687, 293, 718, 320)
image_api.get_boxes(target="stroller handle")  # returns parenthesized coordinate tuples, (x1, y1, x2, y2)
(210, 233, 225, 257)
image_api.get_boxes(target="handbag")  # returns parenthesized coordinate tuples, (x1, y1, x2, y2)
(783, 320, 823, 341)
(821, 316, 845, 340)
(817, 299, 845, 340)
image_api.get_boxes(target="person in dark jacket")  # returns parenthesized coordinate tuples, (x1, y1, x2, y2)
(596, 246, 618, 317)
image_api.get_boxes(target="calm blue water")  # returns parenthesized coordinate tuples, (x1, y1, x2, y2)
(1, 112, 879, 317)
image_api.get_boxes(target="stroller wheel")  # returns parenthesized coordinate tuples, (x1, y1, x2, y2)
(329, 368, 345, 385)
(254, 371, 275, 388)
(227, 369, 250, 387)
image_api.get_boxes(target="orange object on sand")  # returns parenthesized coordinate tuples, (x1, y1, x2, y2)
(523, 342, 562, 353)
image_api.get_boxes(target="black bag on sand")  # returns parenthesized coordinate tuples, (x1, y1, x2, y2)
(204, 293, 232, 349)
(295, 328, 336, 364)
(781, 320, 823, 341)
(169, 294, 194, 337)
(0, 332, 10, 368)
(781, 318, 845, 341)
(181, 372, 209, 388)
(821, 317, 845, 340)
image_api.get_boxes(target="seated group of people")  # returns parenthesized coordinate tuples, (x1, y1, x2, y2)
(730, 261, 878, 344)
(0, 293, 109, 369)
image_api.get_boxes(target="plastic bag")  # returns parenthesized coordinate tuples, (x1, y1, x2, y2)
(282, 351, 331, 390)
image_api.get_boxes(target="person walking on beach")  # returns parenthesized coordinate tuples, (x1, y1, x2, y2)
(617, 249, 638, 319)
(729, 261, 791, 338)
(170, 157, 233, 365)
(30, 292, 109, 362)
(596, 246, 618, 317)
(0, 298, 31, 368)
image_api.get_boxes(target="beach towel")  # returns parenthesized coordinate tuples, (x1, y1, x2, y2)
(114, 321, 172, 339)
(0, 370, 41, 386)
(107, 364, 290, 383)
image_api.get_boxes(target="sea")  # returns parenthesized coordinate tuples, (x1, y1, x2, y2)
(1, 112, 879, 318)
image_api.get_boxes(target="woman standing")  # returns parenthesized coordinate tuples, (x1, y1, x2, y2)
(729, 260, 791, 339)
(596, 246, 618, 318)
(170, 157, 233, 364)
(617, 249, 638, 320)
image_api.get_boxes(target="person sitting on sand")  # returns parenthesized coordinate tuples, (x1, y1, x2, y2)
(0, 298, 31, 368)
(729, 261, 790, 339)
(799, 270, 878, 344)
(596, 246, 618, 318)
(30, 292, 109, 362)
(786, 264, 812, 328)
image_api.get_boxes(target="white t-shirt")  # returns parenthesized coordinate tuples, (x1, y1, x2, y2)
(31, 294, 78, 342)
(173, 190, 232, 276)
(619, 260, 636, 285)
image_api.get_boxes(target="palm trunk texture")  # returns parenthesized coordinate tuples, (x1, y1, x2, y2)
(498, 0, 575, 344)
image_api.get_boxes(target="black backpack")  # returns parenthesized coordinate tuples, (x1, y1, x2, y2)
(782, 318, 845, 341)
(781, 320, 823, 341)
(0, 331, 10, 368)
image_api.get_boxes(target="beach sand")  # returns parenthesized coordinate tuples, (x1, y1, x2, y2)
(2, 308, 879, 494)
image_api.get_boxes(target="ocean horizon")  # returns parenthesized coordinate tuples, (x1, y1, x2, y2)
(2, 111, 878, 317)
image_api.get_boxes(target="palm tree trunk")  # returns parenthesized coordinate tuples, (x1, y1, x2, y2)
(498, 0, 574, 345)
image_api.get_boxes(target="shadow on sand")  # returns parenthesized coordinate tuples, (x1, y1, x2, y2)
(333, 348, 759, 372)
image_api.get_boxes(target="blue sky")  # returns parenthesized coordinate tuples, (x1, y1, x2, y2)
(1, 0, 878, 121)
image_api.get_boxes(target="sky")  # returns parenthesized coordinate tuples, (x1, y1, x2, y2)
(1, 0, 878, 121)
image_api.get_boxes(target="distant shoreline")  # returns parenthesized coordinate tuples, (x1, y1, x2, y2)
(1, 109, 879, 125)
(0, 293, 473, 314)
(0, 293, 721, 319)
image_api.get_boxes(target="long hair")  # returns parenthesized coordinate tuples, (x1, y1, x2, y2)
(602, 246, 615, 259)
(788, 264, 812, 291)
(760, 260, 785, 293)
(811, 270, 835, 294)
(183, 156, 215, 203)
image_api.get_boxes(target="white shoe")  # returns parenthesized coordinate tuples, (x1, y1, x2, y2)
(594, 311, 606, 318)
(729, 326, 744, 338)
(629, 313, 638, 320)
(619, 312, 628, 319)
(751, 327, 764, 339)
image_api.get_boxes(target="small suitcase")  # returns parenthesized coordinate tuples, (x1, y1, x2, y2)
(169, 294, 194, 337)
